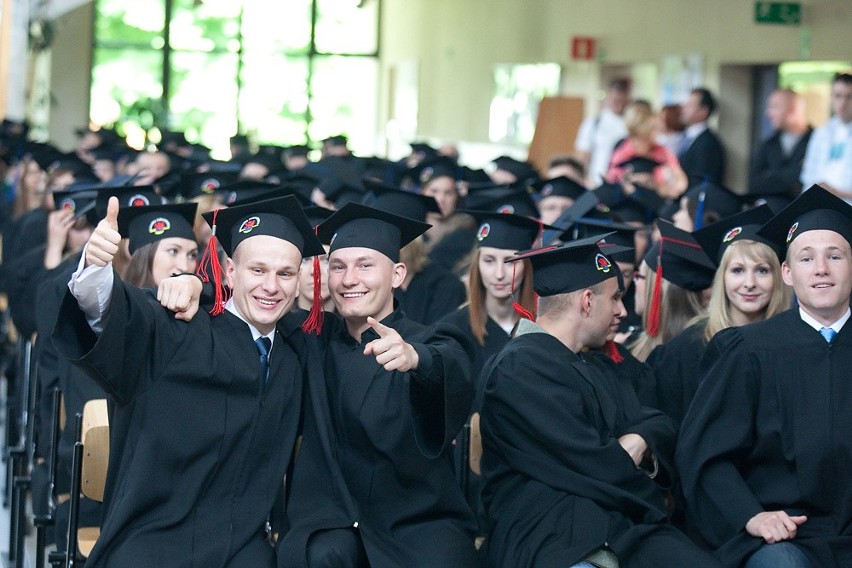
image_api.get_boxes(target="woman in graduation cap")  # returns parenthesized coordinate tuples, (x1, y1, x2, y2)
(606, 100, 688, 200)
(649, 205, 792, 428)
(629, 220, 716, 363)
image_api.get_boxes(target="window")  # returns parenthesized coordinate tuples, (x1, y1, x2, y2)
(91, 0, 379, 156)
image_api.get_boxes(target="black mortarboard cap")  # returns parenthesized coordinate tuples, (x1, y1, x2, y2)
(409, 155, 460, 185)
(93, 185, 166, 219)
(220, 180, 281, 206)
(52, 189, 100, 226)
(564, 218, 639, 264)
(463, 211, 545, 251)
(594, 182, 660, 224)
(684, 180, 743, 223)
(317, 202, 431, 263)
(181, 171, 238, 199)
(317, 176, 365, 208)
(322, 135, 348, 147)
(363, 179, 440, 223)
(202, 195, 324, 258)
(644, 220, 716, 291)
(541, 190, 605, 244)
(464, 185, 539, 219)
(118, 203, 197, 254)
(302, 205, 335, 228)
(509, 235, 621, 296)
(693, 204, 781, 264)
(492, 155, 539, 183)
(530, 176, 587, 201)
(461, 167, 492, 185)
(409, 142, 437, 156)
(616, 156, 662, 175)
(227, 185, 311, 209)
(757, 185, 852, 249)
(242, 152, 281, 172)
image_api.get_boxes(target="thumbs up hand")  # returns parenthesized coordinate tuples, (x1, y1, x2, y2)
(363, 316, 420, 372)
(85, 196, 122, 267)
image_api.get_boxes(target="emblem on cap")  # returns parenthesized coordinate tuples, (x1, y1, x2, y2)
(60, 198, 76, 212)
(149, 217, 171, 236)
(497, 204, 515, 214)
(226, 191, 237, 204)
(541, 184, 553, 197)
(239, 216, 261, 234)
(722, 227, 742, 243)
(128, 194, 150, 207)
(477, 223, 491, 241)
(419, 167, 434, 184)
(595, 203, 611, 213)
(200, 178, 220, 194)
(786, 221, 799, 243)
(595, 253, 612, 273)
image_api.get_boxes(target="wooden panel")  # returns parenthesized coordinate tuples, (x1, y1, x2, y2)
(527, 97, 585, 175)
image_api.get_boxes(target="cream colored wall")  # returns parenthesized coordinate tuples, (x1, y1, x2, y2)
(46, 2, 93, 151)
(380, 0, 852, 184)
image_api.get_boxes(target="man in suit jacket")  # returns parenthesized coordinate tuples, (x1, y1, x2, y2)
(678, 87, 726, 187)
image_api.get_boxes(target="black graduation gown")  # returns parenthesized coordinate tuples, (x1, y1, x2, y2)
(647, 321, 708, 427)
(426, 226, 476, 273)
(439, 305, 511, 398)
(481, 331, 697, 568)
(584, 342, 659, 412)
(677, 309, 852, 567)
(277, 309, 478, 568)
(394, 262, 466, 325)
(52, 274, 306, 567)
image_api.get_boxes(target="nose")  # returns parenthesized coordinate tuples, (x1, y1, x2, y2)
(174, 253, 192, 274)
(814, 255, 830, 275)
(495, 261, 507, 281)
(260, 270, 279, 292)
(743, 269, 756, 288)
(341, 266, 358, 287)
(616, 299, 627, 320)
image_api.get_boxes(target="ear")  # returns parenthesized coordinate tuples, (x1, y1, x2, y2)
(391, 261, 407, 290)
(781, 260, 794, 287)
(581, 288, 595, 317)
(225, 257, 236, 289)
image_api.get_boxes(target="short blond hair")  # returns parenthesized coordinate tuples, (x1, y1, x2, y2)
(624, 101, 655, 140)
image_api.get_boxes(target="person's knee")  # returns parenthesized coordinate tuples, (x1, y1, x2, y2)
(306, 529, 367, 568)
(744, 542, 812, 568)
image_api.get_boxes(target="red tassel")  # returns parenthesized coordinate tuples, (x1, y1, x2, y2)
(646, 264, 663, 337)
(606, 340, 624, 364)
(301, 227, 325, 334)
(196, 209, 230, 316)
(510, 261, 535, 321)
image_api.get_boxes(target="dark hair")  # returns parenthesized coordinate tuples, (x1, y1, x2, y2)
(547, 154, 585, 177)
(661, 104, 685, 132)
(691, 88, 717, 116)
(833, 72, 852, 86)
(467, 251, 535, 346)
(124, 241, 158, 288)
(608, 78, 631, 94)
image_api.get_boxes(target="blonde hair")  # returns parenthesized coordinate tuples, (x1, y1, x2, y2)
(697, 239, 792, 342)
(624, 101, 656, 140)
(467, 250, 535, 346)
(630, 264, 705, 362)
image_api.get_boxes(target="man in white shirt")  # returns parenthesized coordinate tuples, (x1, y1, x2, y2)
(801, 72, 852, 203)
(575, 78, 630, 186)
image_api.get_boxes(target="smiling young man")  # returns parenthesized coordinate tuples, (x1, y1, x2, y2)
(677, 185, 852, 568)
(52, 195, 324, 567)
(277, 202, 478, 568)
(479, 236, 721, 568)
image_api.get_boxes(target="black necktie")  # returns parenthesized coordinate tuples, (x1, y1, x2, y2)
(255, 336, 272, 385)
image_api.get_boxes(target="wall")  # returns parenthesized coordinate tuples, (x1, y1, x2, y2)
(379, 0, 852, 183)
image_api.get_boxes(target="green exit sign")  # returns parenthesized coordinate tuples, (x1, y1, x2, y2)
(755, 1, 801, 25)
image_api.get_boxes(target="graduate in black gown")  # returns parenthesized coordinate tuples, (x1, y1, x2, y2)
(52, 195, 324, 567)
(651, 205, 792, 428)
(277, 203, 478, 568)
(480, 237, 722, 568)
(677, 186, 852, 568)
(364, 179, 466, 324)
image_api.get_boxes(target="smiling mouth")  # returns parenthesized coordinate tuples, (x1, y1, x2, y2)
(813, 283, 833, 289)
(342, 292, 367, 299)
(255, 297, 280, 307)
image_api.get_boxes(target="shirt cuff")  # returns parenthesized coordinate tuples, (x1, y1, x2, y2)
(68, 245, 114, 334)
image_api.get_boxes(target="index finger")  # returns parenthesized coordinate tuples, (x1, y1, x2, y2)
(367, 316, 393, 337)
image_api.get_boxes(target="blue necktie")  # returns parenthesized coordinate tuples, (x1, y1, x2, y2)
(255, 336, 272, 385)
(819, 327, 837, 344)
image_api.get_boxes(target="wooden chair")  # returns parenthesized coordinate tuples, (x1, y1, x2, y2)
(62, 399, 110, 567)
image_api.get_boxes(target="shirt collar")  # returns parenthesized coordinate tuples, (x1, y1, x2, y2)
(225, 298, 276, 343)
(798, 306, 851, 333)
(685, 122, 708, 139)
